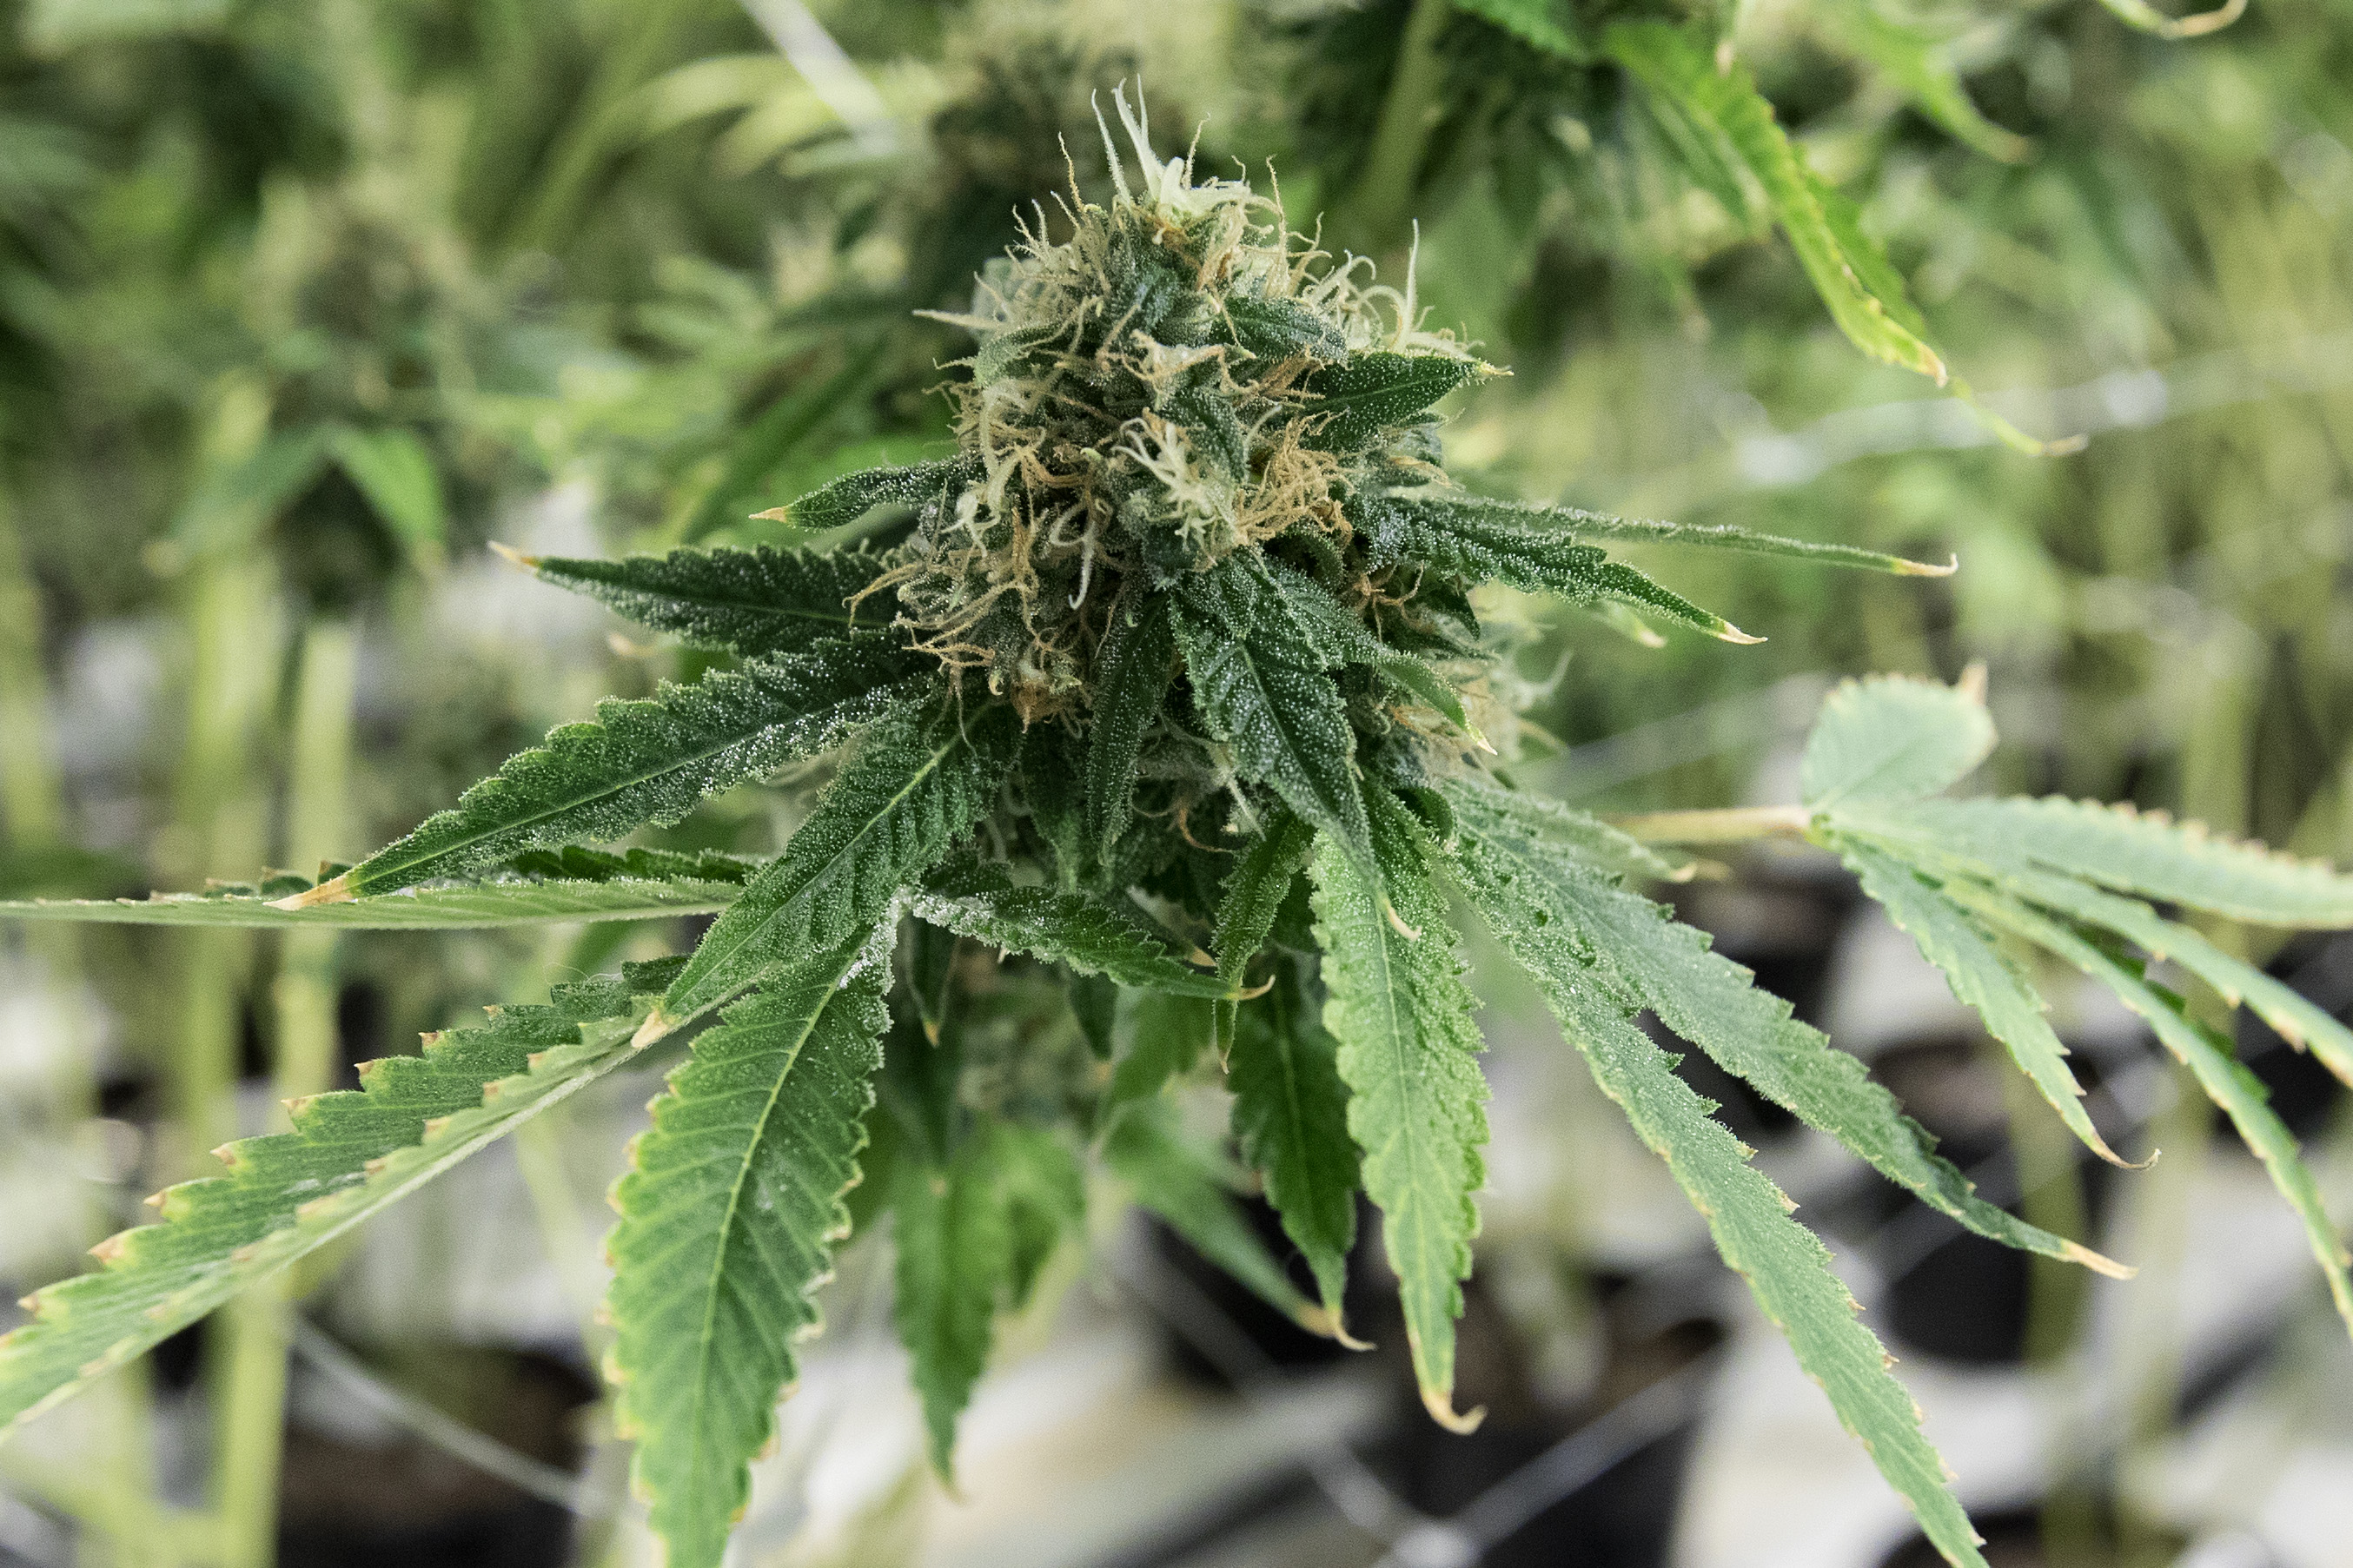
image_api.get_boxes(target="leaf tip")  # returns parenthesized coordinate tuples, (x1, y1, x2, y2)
(632, 1009, 677, 1049)
(1893, 552, 1960, 578)
(1715, 623, 1766, 645)
(274, 875, 355, 910)
(487, 540, 540, 571)
(1420, 1384, 1486, 1435)
(2065, 1241, 2138, 1280)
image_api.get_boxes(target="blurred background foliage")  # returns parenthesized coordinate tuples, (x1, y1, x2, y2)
(1, 0, 2350, 1564)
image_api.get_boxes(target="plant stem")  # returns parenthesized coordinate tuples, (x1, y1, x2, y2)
(215, 617, 363, 1568)
(1604, 804, 1812, 844)
(163, 558, 282, 1568)
(1342, 0, 1452, 250)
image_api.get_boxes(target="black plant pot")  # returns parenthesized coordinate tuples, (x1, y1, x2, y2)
(275, 1344, 594, 1568)
(1860, 1035, 2121, 1368)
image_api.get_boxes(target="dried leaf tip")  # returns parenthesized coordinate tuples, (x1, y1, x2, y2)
(749, 505, 792, 524)
(271, 874, 355, 910)
(1892, 552, 1960, 578)
(1713, 622, 1766, 646)
(1955, 660, 1989, 706)
(631, 1008, 676, 1049)
(1420, 1384, 1486, 1435)
(486, 540, 540, 571)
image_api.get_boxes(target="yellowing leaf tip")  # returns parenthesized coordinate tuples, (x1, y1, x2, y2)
(1892, 553, 1960, 578)
(272, 875, 355, 910)
(487, 540, 540, 571)
(1420, 1384, 1486, 1434)
(632, 1009, 676, 1049)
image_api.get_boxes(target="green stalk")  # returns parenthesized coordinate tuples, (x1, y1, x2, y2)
(214, 617, 363, 1568)
(1342, 0, 1453, 251)
(162, 557, 282, 1568)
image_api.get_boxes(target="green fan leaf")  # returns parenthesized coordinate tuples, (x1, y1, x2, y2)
(1362, 497, 1757, 642)
(1227, 958, 1359, 1319)
(650, 702, 1018, 1037)
(1310, 790, 1488, 1430)
(0, 847, 756, 928)
(1440, 773, 2129, 1276)
(606, 924, 891, 1568)
(0, 963, 674, 1432)
(1837, 795, 2353, 928)
(1953, 884, 2353, 1336)
(1105, 1099, 1326, 1332)
(1813, 0, 2030, 163)
(1449, 838, 1988, 1568)
(1300, 352, 1488, 453)
(1983, 863, 2353, 1091)
(1606, 20, 1946, 385)
(1836, 839, 2137, 1168)
(891, 1121, 1084, 1475)
(1560, 510, 1955, 575)
(510, 541, 901, 659)
(908, 874, 1230, 998)
(1085, 588, 1176, 863)
(1801, 674, 1995, 810)
(781, 459, 971, 534)
(1176, 583, 1375, 877)
(319, 634, 930, 900)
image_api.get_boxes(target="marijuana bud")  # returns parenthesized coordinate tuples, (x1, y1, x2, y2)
(881, 88, 1488, 722)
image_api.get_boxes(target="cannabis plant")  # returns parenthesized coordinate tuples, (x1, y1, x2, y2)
(6, 101, 2351, 1568)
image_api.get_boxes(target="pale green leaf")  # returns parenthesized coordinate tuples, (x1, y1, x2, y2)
(652, 702, 1018, 1035)
(1835, 839, 2134, 1167)
(327, 426, 445, 566)
(1102, 992, 1217, 1124)
(1801, 675, 1995, 809)
(0, 964, 673, 1432)
(1837, 795, 2353, 928)
(892, 1121, 1084, 1475)
(0, 865, 746, 930)
(1311, 790, 1488, 1429)
(1606, 22, 1946, 383)
(1449, 837, 1987, 1568)
(328, 634, 930, 898)
(1440, 773, 2128, 1276)
(1952, 884, 2353, 1336)
(1816, 0, 2030, 163)
(1451, 0, 1585, 58)
(606, 926, 891, 1568)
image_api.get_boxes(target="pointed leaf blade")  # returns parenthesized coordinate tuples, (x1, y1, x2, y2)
(519, 543, 900, 659)
(653, 703, 1018, 1034)
(607, 926, 891, 1568)
(0, 967, 669, 1432)
(1228, 960, 1359, 1317)
(1311, 791, 1488, 1428)
(1439, 774, 2127, 1275)
(1450, 830, 1987, 1567)
(331, 634, 928, 898)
